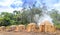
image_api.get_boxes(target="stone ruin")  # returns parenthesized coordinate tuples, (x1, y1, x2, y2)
(0, 21, 56, 33)
(39, 20, 56, 33)
(26, 23, 38, 32)
(26, 20, 56, 33)
(0, 26, 6, 31)
(18, 25, 25, 32)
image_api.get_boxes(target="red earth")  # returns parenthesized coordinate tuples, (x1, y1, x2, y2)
(0, 30, 59, 35)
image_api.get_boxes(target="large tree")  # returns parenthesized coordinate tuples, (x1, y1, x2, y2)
(50, 9, 60, 28)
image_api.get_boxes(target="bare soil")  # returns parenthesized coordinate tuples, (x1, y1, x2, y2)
(0, 30, 59, 35)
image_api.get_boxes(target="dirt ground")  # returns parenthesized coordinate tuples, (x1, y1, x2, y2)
(0, 30, 59, 35)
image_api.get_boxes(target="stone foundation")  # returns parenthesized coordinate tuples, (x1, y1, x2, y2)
(26, 23, 38, 32)
(0, 22, 56, 33)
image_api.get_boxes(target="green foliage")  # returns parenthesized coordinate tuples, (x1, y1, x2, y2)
(0, 7, 42, 26)
(50, 9, 60, 28)
(0, 7, 60, 29)
(0, 8, 60, 29)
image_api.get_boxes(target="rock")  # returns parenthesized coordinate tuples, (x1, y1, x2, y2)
(26, 23, 38, 32)
(9, 25, 17, 31)
(18, 25, 25, 32)
(0, 26, 6, 31)
(39, 20, 56, 33)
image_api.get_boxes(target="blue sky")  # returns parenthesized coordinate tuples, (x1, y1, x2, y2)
(0, 0, 60, 13)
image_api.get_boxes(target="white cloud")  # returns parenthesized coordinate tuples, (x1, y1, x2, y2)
(0, 7, 22, 13)
(0, 0, 23, 13)
(53, 2, 60, 11)
(0, 0, 59, 13)
(0, 8, 13, 13)
(0, 0, 15, 6)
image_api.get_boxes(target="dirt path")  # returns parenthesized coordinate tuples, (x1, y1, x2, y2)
(0, 30, 59, 35)
(0, 32, 57, 35)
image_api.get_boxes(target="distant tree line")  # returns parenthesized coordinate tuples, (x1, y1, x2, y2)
(0, 7, 42, 26)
